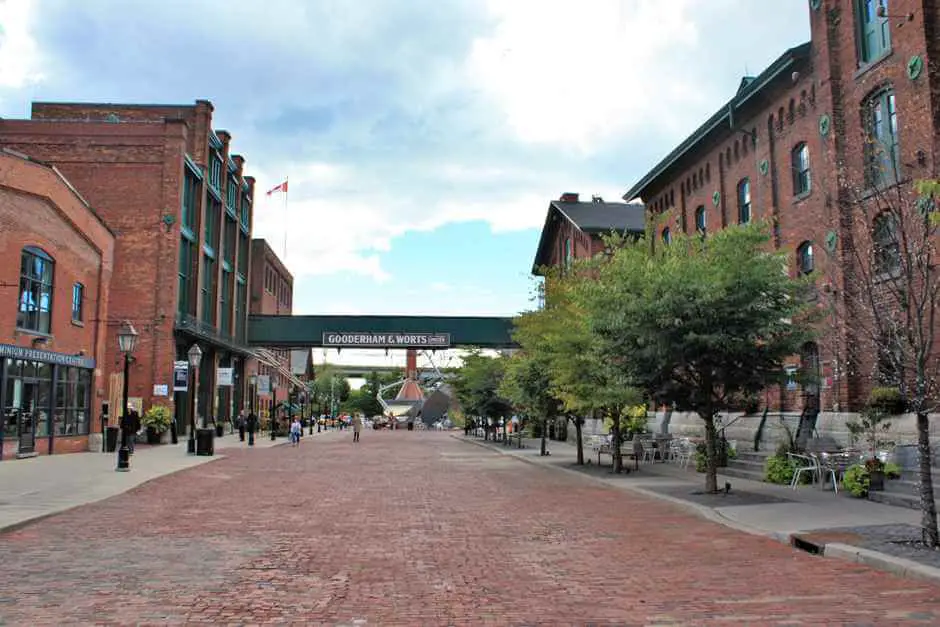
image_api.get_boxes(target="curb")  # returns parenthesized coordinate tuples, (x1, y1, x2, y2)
(0, 451, 227, 536)
(453, 435, 940, 586)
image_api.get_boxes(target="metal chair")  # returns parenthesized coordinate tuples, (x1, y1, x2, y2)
(787, 452, 818, 488)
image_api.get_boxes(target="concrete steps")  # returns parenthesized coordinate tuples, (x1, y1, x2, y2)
(722, 450, 773, 483)
(868, 471, 940, 510)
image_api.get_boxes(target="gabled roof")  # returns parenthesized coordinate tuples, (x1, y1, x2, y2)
(623, 42, 811, 202)
(531, 200, 646, 274)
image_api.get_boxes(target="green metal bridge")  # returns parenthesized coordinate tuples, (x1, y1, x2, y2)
(247, 315, 517, 349)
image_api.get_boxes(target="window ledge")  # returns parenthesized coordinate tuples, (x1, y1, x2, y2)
(15, 328, 53, 339)
(792, 190, 812, 204)
(70, 319, 85, 328)
(859, 178, 909, 200)
(854, 49, 893, 81)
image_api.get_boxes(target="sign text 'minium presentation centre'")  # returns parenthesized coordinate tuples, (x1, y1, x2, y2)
(321, 332, 451, 348)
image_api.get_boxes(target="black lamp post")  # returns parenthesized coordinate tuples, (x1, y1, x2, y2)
(115, 321, 139, 472)
(186, 343, 202, 455)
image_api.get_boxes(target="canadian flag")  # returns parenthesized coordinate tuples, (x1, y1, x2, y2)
(266, 180, 288, 196)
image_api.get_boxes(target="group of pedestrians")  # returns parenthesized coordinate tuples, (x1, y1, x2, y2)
(231, 411, 365, 447)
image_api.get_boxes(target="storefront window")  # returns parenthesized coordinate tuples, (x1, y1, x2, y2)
(3, 359, 91, 440)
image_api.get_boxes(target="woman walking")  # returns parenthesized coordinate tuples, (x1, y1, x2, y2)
(290, 417, 302, 447)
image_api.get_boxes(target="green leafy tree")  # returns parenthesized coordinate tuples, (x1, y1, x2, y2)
(452, 350, 512, 440)
(589, 223, 817, 492)
(499, 350, 558, 456)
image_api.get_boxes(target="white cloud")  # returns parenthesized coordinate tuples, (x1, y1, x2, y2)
(465, 0, 703, 151)
(0, 0, 43, 89)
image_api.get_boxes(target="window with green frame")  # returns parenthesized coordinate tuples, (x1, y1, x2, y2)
(201, 255, 216, 324)
(209, 152, 223, 190)
(235, 279, 247, 341)
(204, 198, 220, 252)
(864, 88, 899, 188)
(177, 237, 195, 315)
(737, 178, 751, 224)
(226, 175, 238, 211)
(240, 194, 250, 228)
(223, 218, 236, 265)
(220, 269, 232, 333)
(181, 172, 199, 233)
(237, 233, 249, 275)
(857, 0, 890, 64)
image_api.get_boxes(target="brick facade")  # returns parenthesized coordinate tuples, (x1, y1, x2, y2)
(0, 101, 256, 439)
(245, 239, 293, 423)
(624, 0, 940, 421)
(0, 149, 114, 459)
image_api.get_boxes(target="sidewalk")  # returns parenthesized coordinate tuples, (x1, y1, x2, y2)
(456, 433, 940, 584)
(0, 429, 330, 533)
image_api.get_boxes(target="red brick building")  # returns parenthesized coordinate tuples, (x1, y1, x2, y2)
(621, 0, 940, 440)
(245, 238, 300, 426)
(531, 192, 646, 303)
(0, 101, 255, 438)
(0, 148, 114, 459)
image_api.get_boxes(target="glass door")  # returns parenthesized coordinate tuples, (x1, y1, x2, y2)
(16, 380, 38, 455)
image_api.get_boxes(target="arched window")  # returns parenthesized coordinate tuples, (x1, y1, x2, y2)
(695, 206, 706, 235)
(863, 87, 899, 188)
(737, 178, 751, 224)
(661, 227, 671, 245)
(796, 241, 814, 275)
(791, 142, 811, 196)
(18, 246, 55, 333)
(873, 212, 900, 275)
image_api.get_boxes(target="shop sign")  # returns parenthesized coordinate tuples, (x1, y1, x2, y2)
(217, 367, 234, 386)
(0, 342, 95, 369)
(321, 332, 450, 348)
(257, 375, 271, 395)
(173, 361, 189, 392)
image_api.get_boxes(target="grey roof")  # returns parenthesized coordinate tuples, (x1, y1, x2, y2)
(531, 200, 646, 274)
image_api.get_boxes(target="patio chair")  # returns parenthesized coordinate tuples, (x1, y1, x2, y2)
(812, 452, 839, 494)
(787, 452, 818, 488)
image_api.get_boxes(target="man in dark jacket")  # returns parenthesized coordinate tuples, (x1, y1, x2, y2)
(246, 412, 258, 446)
(127, 409, 141, 454)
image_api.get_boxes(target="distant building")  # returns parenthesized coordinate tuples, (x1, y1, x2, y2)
(0, 148, 115, 459)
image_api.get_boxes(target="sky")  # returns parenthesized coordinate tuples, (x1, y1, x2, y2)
(0, 0, 809, 325)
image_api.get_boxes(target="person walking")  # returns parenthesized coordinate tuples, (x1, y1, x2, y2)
(246, 411, 258, 446)
(127, 409, 141, 454)
(353, 414, 362, 443)
(237, 410, 246, 442)
(290, 417, 302, 447)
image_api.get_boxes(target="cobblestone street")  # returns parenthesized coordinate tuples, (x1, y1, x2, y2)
(2, 432, 940, 625)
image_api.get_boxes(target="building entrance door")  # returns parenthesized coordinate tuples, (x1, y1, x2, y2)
(10, 379, 38, 456)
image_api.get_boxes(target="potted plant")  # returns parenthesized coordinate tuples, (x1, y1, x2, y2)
(142, 404, 173, 445)
(846, 402, 893, 493)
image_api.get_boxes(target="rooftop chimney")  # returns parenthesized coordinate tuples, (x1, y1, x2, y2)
(559, 192, 579, 203)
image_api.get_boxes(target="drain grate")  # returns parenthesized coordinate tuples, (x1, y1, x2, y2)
(791, 535, 822, 555)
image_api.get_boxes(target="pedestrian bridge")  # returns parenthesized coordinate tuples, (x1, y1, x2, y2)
(247, 314, 517, 349)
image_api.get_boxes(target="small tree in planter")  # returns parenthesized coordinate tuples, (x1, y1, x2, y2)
(142, 404, 173, 444)
(846, 404, 894, 492)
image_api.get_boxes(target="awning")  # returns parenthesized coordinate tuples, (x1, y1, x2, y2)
(251, 347, 308, 389)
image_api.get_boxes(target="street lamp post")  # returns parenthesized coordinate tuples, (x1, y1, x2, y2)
(186, 344, 202, 455)
(115, 321, 139, 472)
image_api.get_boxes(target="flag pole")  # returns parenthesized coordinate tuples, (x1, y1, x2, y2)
(282, 176, 289, 263)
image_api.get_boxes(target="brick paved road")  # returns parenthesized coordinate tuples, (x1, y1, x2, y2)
(2, 432, 939, 625)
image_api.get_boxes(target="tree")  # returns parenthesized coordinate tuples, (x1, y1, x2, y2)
(512, 266, 640, 469)
(451, 350, 512, 440)
(589, 223, 817, 492)
(834, 177, 940, 546)
(499, 350, 558, 456)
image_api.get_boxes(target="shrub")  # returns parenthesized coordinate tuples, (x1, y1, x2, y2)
(884, 461, 902, 479)
(843, 464, 870, 497)
(868, 387, 905, 414)
(764, 454, 796, 484)
(142, 405, 173, 433)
